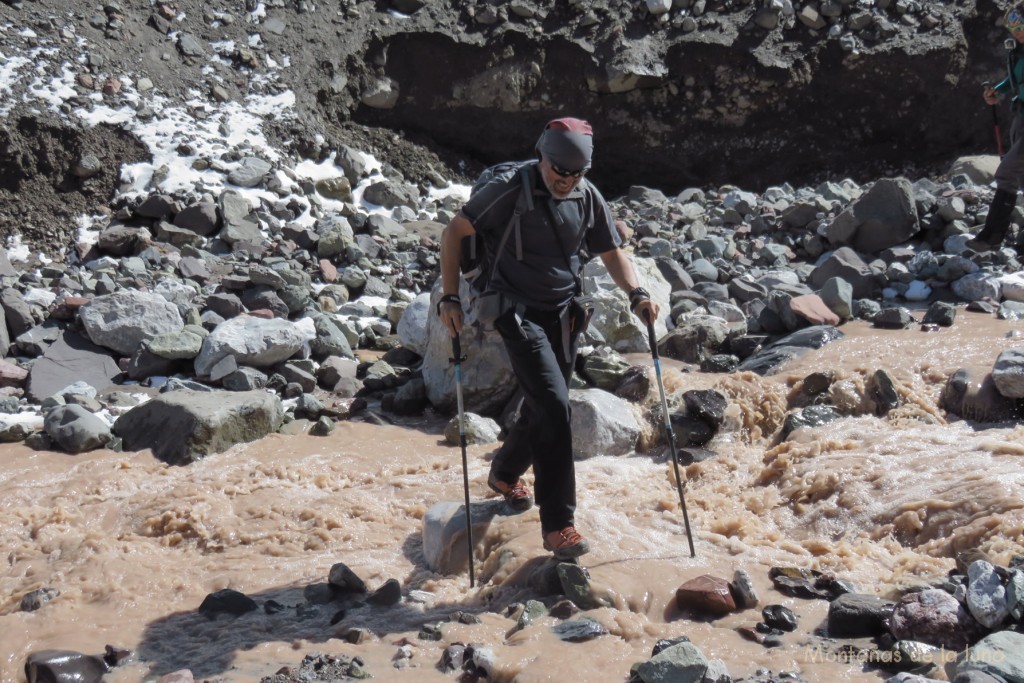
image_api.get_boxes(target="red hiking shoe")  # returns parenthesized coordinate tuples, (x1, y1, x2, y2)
(487, 472, 534, 512)
(543, 526, 590, 560)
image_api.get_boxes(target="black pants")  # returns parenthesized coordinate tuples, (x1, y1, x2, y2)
(490, 307, 579, 534)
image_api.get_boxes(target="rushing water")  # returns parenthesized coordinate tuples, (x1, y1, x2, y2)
(2, 314, 1023, 682)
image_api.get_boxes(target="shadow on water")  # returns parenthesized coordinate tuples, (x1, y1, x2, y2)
(134, 499, 522, 678)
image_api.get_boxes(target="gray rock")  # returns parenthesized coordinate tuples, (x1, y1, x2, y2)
(421, 500, 500, 575)
(890, 588, 985, 651)
(828, 592, 895, 637)
(173, 201, 218, 236)
(966, 560, 1010, 629)
(570, 388, 641, 458)
(27, 332, 121, 404)
(940, 367, 1021, 422)
(113, 389, 283, 465)
(819, 276, 854, 320)
(194, 316, 306, 377)
(953, 630, 1024, 682)
(147, 330, 203, 360)
(809, 247, 875, 298)
(24, 651, 108, 683)
(228, 157, 272, 188)
(80, 290, 184, 356)
(827, 177, 919, 253)
(636, 639, 709, 683)
(953, 272, 1002, 303)
(43, 404, 112, 454)
(443, 412, 500, 445)
(992, 348, 1024, 399)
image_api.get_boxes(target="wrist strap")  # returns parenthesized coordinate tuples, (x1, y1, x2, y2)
(436, 294, 461, 317)
(628, 286, 650, 312)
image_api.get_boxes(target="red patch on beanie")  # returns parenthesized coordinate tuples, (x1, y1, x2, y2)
(545, 118, 593, 135)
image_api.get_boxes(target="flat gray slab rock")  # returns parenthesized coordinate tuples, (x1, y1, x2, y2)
(27, 332, 122, 404)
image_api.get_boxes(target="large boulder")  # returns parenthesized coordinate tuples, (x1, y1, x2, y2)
(113, 389, 284, 464)
(582, 256, 671, 353)
(194, 316, 308, 377)
(823, 177, 919, 253)
(26, 332, 122, 403)
(79, 290, 184, 356)
(421, 283, 517, 416)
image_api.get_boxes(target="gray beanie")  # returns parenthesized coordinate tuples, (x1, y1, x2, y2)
(536, 118, 594, 171)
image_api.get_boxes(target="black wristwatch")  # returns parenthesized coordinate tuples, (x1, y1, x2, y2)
(628, 286, 650, 312)
(436, 293, 461, 316)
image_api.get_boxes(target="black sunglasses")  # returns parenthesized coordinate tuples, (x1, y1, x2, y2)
(549, 162, 588, 179)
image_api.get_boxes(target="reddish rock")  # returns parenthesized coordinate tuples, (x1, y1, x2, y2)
(247, 309, 276, 320)
(102, 78, 122, 95)
(319, 259, 338, 283)
(49, 296, 90, 320)
(889, 588, 985, 650)
(0, 359, 28, 387)
(791, 294, 841, 326)
(676, 574, 737, 616)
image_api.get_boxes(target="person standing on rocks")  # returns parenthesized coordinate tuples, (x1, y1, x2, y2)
(437, 118, 659, 560)
(971, 3, 1024, 252)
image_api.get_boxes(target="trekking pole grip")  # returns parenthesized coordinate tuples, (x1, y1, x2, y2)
(643, 310, 658, 358)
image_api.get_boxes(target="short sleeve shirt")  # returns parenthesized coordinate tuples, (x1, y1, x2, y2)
(460, 163, 620, 310)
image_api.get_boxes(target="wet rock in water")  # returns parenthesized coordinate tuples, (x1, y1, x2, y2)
(682, 390, 728, 430)
(24, 650, 109, 683)
(20, 587, 60, 612)
(634, 639, 708, 683)
(676, 575, 737, 617)
(827, 593, 895, 637)
(940, 367, 1022, 423)
(868, 369, 901, 414)
(198, 588, 258, 617)
(700, 354, 739, 373)
(570, 388, 641, 457)
(922, 301, 956, 327)
(438, 643, 465, 673)
(779, 405, 842, 440)
(557, 562, 612, 610)
(156, 670, 195, 683)
(551, 616, 608, 643)
(992, 348, 1024, 399)
(768, 567, 853, 600)
(261, 652, 370, 682)
(737, 325, 844, 376)
(965, 560, 1010, 629)
(873, 306, 915, 329)
(510, 600, 548, 633)
(579, 351, 633, 392)
(328, 562, 367, 595)
(657, 315, 730, 363)
(761, 604, 798, 632)
(113, 389, 284, 464)
(889, 588, 985, 650)
(731, 569, 759, 609)
(43, 404, 112, 454)
(366, 578, 401, 606)
(443, 412, 499, 445)
(615, 365, 652, 402)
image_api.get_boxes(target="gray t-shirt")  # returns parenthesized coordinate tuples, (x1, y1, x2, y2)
(460, 163, 620, 310)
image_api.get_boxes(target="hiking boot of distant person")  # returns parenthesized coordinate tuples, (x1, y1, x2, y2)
(543, 526, 590, 560)
(487, 472, 534, 512)
(968, 188, 1017, 251)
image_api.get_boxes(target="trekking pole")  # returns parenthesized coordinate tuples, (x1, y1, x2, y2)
(643, 311, 696, 558)
(984, 81, 1004, 157)
(450, 334, 476, 587)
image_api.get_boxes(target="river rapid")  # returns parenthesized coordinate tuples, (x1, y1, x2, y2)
(2, 314, 1023, 683)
